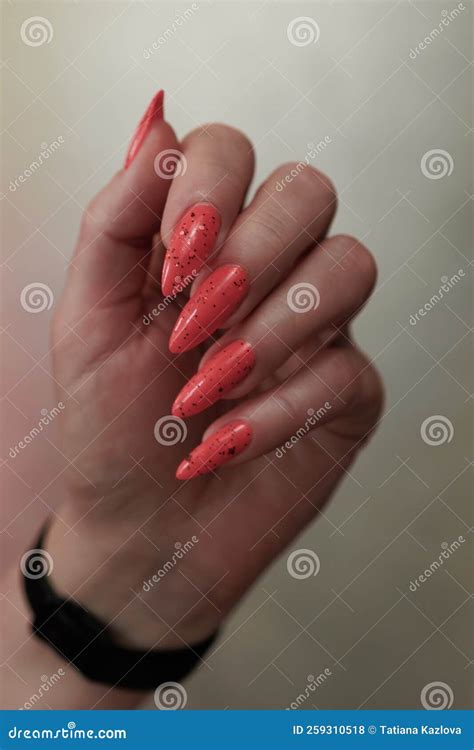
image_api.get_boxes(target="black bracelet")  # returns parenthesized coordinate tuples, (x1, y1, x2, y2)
(22, 529, 217, 690)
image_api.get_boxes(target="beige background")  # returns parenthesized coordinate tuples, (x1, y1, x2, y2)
(1, 0, 472, 709)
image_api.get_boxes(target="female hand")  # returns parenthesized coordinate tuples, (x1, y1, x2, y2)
(46, 92, 383, 656)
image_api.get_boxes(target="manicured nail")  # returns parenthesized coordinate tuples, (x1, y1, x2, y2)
(176, 420, 252, 480)
(161, 203, 221, 297)
(169, 265, 249, 353)
(172, 340, 255, 418)
(124, 90, 164, 169)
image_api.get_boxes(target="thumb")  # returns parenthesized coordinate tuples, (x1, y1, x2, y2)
(67, 91, 180, 311)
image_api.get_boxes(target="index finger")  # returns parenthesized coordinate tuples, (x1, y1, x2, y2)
(159, 124, 255, 296)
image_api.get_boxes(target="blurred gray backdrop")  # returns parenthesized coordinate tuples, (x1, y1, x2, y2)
(1, 0, 472, 709)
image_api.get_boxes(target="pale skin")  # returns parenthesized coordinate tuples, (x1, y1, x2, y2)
(1, 111, 383, 709)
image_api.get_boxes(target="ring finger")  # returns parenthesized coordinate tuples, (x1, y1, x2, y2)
(175, 343, 381, 479)
(171, 234, 377, 418)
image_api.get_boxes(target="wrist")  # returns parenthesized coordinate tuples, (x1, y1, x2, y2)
(44, 501, 219, 650)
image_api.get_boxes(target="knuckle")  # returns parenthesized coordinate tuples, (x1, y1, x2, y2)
(365, 365, 385, 415)
(355, 361, 385, 429)
(273, 392, 298, 420)
(331, 235, 377, 293)
(273, 162, 337, 205)
(184, 123, 255, 173)
(246, 205, 289, 247)
(80, 191, 110, 239)
(329, 348, 362, 393)
(334, 348, 384, 421)
(206, 123, 254, 153)
(299, 164, 337, 202)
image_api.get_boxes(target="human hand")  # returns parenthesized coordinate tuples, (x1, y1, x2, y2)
(47, 92, 383, 654)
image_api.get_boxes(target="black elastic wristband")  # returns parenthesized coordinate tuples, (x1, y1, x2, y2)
(22, 529, 217, 690)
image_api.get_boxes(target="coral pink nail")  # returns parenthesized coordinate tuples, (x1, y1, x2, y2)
(176, 420, 252, 480)
(161, 203, 221, 297)
(169, 265, 249, 353)
(124, 90, 164, 169)
(172, 340, 255, 418)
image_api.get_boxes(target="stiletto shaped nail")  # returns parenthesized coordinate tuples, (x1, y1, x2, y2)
(124, 90, 164, 169)
(161, 203, 221, 297)
(176, 420, 252, 480)
(172, 340, 255, 418)
(169, 265, 249, 353)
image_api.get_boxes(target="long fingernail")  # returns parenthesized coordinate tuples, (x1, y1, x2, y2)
(161, 203, 221, 297)
(169, 265, 249, 354)
(124, 90, 164, 169)
(172, 340, 255, 418)
(176, 420, 252, 480)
